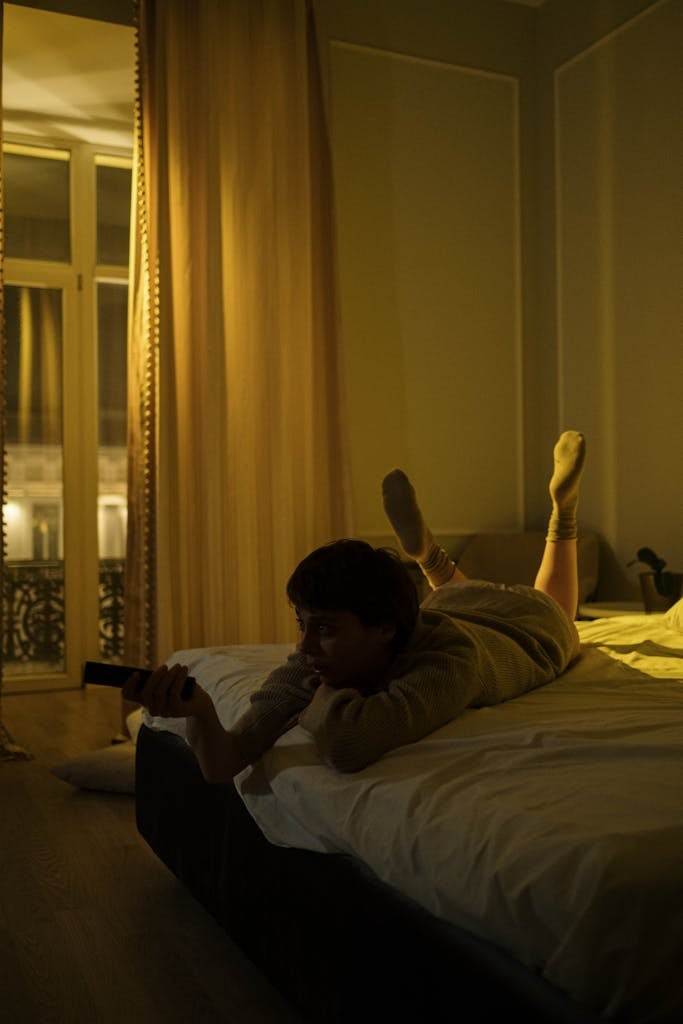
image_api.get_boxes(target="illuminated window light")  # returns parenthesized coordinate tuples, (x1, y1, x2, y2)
(3, 501, 22, 524)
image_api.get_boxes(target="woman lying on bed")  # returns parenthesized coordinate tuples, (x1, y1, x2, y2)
(124, 430, 586, 776)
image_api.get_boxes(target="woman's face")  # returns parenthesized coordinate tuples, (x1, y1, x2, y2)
(295, 607, 395, 691)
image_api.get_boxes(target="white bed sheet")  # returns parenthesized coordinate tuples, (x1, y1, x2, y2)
(144, 614, 683, 1022)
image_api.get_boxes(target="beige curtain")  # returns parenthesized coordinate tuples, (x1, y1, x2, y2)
(125, 0, 352, 666)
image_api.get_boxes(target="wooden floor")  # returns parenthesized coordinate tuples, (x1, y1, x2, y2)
(1, 686, 302, 1024)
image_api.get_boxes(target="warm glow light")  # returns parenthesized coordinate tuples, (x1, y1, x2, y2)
(3, 501, 22, 524)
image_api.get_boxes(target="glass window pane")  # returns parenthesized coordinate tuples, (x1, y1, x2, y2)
(3, 150, 71, 262)
(96, 163, 132, 265)
(97, 282, 128, 660)
(3, 285, 65, 675)
(97, 282, 128, 447)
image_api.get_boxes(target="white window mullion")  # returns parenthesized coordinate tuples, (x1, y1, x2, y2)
(65, 145, 101, 678)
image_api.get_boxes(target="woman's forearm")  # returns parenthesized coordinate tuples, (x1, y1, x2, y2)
(185, 702, 249, 783)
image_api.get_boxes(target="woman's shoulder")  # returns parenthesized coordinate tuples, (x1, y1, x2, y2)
(404, 606, 473, 654)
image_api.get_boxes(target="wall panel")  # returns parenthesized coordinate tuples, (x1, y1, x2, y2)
(556, 0, 683, 594)
(330, 42, 523, 539)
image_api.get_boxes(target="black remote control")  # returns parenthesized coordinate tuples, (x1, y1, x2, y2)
(82, 660, 196, 700)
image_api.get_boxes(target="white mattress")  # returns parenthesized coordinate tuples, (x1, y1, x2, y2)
(143, 611, 683, 1023)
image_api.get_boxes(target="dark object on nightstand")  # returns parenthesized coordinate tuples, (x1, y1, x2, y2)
(627, 548, 682, 612)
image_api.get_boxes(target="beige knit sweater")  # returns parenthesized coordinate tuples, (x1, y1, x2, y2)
(232, 582, 576, 773)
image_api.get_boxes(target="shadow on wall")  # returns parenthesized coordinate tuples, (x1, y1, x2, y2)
(595, 536, 642, 602)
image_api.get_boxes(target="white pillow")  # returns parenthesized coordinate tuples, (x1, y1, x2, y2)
(51, 741, 135, 794)
(50, 708, 143, 795)
(664, 597, 683, 634)
(126, 706, 144, 741)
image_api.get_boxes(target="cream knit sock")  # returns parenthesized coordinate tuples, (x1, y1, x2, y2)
(382, 469, 456, 589)
(546, 430, 586, 541)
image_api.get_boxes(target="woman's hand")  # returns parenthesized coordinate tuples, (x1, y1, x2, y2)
(122, 662, 213, 719)
(123, 663, 248, 782)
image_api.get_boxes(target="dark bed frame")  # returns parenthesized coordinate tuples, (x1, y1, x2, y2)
(136, 724, 602, 1023)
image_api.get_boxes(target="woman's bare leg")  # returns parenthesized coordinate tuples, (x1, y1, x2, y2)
(534, 539, 579, 621)
(382, 469, 466, 589)
(383, 430, 586, 611)
(534, 430, 586, 622)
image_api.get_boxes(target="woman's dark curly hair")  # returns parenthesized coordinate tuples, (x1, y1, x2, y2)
(286, 539, 419, 652)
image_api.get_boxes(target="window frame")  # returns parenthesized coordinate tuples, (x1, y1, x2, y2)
(3, 134, 132, 692)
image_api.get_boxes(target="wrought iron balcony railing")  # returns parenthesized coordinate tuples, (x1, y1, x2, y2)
(2, 558, 125, 668)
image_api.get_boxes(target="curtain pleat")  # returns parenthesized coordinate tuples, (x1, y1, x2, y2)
(0, 3, 5, 710)
(126, 0, 352, 664)
(123, 133, 158, 668)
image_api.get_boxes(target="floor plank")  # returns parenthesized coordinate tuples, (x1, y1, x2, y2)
(1, 687, 302, 1023)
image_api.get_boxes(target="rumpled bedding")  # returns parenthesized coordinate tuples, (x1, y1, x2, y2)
(143, 611, 683, 1023)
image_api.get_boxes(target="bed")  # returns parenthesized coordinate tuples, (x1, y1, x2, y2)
(135, 592, 683, 1024)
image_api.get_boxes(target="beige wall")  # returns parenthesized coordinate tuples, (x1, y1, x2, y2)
(546, 0, 683, 597)
(330, 43, 523, 538)
(317, 0, 682, 597)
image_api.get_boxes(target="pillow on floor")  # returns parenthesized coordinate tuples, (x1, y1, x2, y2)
(51, 709, 143, 794)
(51, 740, 135, 794)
